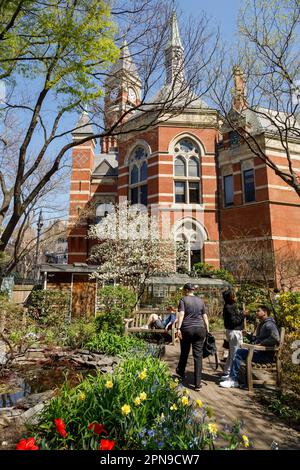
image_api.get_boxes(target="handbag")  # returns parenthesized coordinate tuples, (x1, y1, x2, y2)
(203, 332, 217, 358)
(203, 332, 218, 370)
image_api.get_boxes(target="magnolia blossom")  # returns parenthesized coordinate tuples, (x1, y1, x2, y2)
(88, 202, 184, 296)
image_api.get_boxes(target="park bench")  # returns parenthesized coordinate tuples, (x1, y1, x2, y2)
(241, 327, 285, 392)
(124, 310, 177, 345)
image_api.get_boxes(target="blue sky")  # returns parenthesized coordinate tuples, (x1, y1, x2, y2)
(177, 0, 241, 41)
(3, 0, 243, 228)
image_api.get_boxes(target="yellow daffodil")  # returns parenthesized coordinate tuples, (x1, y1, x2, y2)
(139, 392, 147, 401)
(105, 380, 113, 389)
(139, 370, 147, 380)
(207, 423, 218, 435)
(170, 382, 177, 389)
(134, 397, 141, 406)
(78, 392, 86, 401)
(242, 434, 250, 448)
(121, 404, 131, 415)
(195, 399, 203, 408)
(183, 388, 188, 395)
(174, 378, 179, 384)
(206, 406, 213, 418)
(181, 396, 189, 406)
(170, 403, 178, 411)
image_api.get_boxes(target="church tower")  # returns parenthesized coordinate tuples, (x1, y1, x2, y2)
(68, 110, 96, 263)
(102, 41, 142, 153)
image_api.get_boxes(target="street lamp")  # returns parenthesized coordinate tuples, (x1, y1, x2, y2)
(35, 210, 44, 281)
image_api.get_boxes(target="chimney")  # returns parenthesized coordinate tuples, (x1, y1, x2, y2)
(232, 66, 247, 112)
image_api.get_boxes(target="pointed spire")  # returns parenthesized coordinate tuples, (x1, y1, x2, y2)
(72, 108, 94, 141)
(110, 40, 139, 77)
(165, 11, 184, 85)
(167, 12, 183, 49)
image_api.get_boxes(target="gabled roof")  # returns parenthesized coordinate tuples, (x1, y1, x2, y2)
(222, 106, 300, 138)
(92, 153, 118, 177)
(246, 107, 300, 137)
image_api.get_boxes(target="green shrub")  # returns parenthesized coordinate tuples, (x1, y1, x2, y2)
(192, 262, 214, 277)
(84, 331, 152, 358)
(31, 355, 249, 450)
(213, 269, 235, 285)
(95, 307, 126, 335)
(258, 389, 300, 428)
(236, 283, 269, 307)
(63, 320, 96, 349)
(192, 263, 235, 285)
(96, 286, 136, 334)
(275, 292, 300, 332)
(0, 296, 37, 356)
(28, 289, 70, 327)
(281, 333, 300, 397)
(97, 285, 136, 316)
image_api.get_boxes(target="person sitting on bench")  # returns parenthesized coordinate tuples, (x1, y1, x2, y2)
(147, 306, 177, 331)
(219, 305, 280, 389)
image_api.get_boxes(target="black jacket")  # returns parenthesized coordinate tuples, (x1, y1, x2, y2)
(253, 317, 280, 346)
(223, 303, 244, 331)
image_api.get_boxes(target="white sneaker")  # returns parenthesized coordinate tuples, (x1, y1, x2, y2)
(219, 374, 230, 381)
(219, 379, 239, 388)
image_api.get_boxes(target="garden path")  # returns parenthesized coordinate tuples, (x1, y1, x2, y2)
(164, 339, 300, 450)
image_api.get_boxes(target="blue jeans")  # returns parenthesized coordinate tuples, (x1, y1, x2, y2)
(230, 348, 274, 382)
(162, 313, 176, 328)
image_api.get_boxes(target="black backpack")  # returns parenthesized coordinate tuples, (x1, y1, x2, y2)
(203, 332, 219, 369)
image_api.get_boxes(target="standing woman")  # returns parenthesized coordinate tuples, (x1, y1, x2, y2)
(221, 288, 244, 380)
(176, 283, 209, 391)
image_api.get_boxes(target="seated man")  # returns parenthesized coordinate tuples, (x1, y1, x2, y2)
(220, 305, 280, 389)
(147, 306, 177, 331)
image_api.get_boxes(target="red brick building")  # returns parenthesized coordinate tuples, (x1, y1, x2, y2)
(68, 15, 300, 287)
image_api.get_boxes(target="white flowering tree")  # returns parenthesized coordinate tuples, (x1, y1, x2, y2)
(88, 202, 182, 304)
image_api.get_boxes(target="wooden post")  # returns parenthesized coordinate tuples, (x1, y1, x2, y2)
(246, 347, 254, 392)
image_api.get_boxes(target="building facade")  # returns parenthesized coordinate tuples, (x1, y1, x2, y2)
(67, 15, 300, 288)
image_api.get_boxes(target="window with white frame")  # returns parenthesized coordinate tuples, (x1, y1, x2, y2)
(129, 145, 148, 206)
(174, 138, 200, 204)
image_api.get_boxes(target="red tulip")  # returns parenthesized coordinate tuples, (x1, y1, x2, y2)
(88, 422, 108, 436)
(54, 418, 67, 438)
(99, 439, 115, 450)
(16, 437, 39, 450)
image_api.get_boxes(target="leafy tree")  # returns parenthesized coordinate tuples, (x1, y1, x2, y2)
(0, 0, 219, 270)
(0, 0, 119, 264)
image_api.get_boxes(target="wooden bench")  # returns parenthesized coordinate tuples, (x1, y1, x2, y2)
(241, 327, 285, 392)
(124, 310, 177, 345)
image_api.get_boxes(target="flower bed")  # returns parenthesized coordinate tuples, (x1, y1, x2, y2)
(19, 352, 250, 450)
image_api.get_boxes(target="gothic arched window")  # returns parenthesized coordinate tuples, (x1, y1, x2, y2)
(130, 165, 139, 185)
(188, 157, 199, 177)
(174, 138, 200, 204)
(175, 156, 186, 176)
(129, 145, 148, 206)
